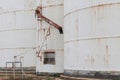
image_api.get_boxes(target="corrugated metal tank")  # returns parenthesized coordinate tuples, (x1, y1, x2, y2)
(36, 0, 64, 75)
(0, 0, 38, 69)
(64, 0, 120, 78)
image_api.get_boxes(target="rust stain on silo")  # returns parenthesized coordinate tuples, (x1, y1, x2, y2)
(91, 56, 95, 65)
(105, 45, 109, 67)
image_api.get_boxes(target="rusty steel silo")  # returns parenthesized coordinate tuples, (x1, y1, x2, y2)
(64, 0, 120, 79)
(0, 0, 38, 70)
(35, 0, 64, 75)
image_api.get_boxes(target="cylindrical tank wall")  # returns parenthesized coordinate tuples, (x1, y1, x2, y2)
(0, 0, 38, 68)
(36, 0, 64, 74)
(64, 0, 120, 78)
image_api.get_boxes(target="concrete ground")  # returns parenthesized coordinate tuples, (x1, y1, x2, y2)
(0, 75, 111, 80)
(0, 72, 111, 80)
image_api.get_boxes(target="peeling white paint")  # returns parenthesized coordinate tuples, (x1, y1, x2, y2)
(64, 0, 120, 71)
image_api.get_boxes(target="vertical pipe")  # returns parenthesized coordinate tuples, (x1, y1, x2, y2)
(36, 0, 64, 75)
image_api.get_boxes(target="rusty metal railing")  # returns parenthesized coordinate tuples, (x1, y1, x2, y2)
(5, 61, 24, 79)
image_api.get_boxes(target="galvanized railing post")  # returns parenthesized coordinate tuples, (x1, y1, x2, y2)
(6, 62, 7, 78)
(13, 62, 15, 79)
(20, 62, 23, 79)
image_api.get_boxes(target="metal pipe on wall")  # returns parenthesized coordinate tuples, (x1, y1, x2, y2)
(36, 0, 64, 75)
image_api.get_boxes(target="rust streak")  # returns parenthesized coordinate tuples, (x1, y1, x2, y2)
(91, 56, 95, 65)
(105, 45, 109, 67)
(98, 38, 101, 46)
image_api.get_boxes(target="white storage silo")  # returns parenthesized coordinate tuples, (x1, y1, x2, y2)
(0, 0, 38, 70)
(64, 0, 120, 78)
(36, 0, 64, 75)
